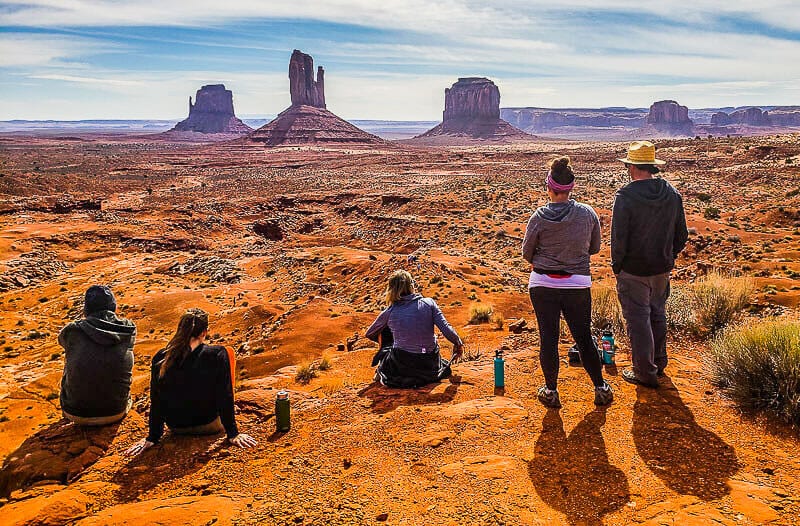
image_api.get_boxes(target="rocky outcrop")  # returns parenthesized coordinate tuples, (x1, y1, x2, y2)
(711, 107, 772, 126)
(443, 77, 500, 124)
(501, 108, 647, 133)
(416, 77, 531, 141)
(171, 84, 251, 134)
(249, 51, 381, 146)
(644, 100, 694, 135)
(289, 50, 325, 109)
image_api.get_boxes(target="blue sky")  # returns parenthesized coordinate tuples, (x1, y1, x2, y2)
(1, 1, 799, 120)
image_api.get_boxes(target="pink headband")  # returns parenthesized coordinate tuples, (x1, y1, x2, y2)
(546, 171, 575, 192)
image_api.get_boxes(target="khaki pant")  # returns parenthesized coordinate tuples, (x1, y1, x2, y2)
(170, 416, 224, 435)
(63, 398, 132, 426)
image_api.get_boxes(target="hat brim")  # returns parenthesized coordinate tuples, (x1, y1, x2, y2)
(618, 157, 666, 165)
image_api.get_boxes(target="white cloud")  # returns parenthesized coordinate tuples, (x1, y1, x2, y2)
(0, 33, 110, 67)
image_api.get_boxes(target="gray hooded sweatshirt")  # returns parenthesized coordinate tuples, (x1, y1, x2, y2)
(522, 199, 601, 276)
(59, 310, 136, 418)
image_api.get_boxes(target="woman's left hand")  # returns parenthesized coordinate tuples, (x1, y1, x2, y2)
(229, 433, 258, 449)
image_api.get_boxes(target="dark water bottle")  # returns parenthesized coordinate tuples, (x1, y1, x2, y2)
(601, 330, 616, 365)
(275, 390, 290, 432)
(494, 350, 505, 388)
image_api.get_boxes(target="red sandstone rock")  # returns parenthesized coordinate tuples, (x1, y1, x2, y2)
(644, 100, 694, 135)
(712, 107, 772, 126)
(249, 105, 381, 146)
(4, 489, 92, 526)
(417, 77, 531, 141)
(249, 51, 381, 146)
(171, 84, 251, 134)
(289, 49, 326, 109)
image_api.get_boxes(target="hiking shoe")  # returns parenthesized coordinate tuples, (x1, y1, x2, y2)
(594, 382, 614, 406)
(621, 368, 659, 389)
(537, 386, 561, 408)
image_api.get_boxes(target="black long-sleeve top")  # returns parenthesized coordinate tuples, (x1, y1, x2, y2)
(147, 344, 238, 443)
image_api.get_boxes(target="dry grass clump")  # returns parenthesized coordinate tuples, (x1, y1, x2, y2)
(294, 362, 319, 384)
(709, 319, 800, 425)
(318, 355, 332, 371)
(468, 303, 493, 324)
(666, 273, 753, 337)
(591, 286, 624, 333)
(461, 342, 484, 362)
(491, 311, 504, 330)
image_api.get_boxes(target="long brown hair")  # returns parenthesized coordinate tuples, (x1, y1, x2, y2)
(159, 308, 209, 379)
(385, 270, 415, 305)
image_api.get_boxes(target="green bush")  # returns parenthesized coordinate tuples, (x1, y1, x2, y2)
(709, 320, 800, 425)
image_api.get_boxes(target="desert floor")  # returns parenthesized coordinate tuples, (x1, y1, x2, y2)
(1, 133, 799, 525)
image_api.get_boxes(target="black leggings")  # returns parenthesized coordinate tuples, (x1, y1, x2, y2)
(529, 287, 604, 390)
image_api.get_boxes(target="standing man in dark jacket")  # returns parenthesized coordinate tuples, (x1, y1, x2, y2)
(612, 141, 688, 388)
(59, 285, 136, 425)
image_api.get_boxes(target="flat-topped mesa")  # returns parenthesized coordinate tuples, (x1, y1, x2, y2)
(644, 100, 693, 135)
(289, 50, 326, 109)
(415, 77, 531, 141)
(171, 84, 251, 134)
(712, 107, 772, 127)
(442, 77, 500, 127)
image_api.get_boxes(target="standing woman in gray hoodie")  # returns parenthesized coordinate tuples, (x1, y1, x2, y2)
(522, 157, 612, 408)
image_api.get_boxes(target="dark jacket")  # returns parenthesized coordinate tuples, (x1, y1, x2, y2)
(147, 344, 237, 443)
(59, 310, 136, 418)
(522, 200, 601, 275)
(611, 178, 688, 276)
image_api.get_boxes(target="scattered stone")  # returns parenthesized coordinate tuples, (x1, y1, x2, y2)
(167, 256, 241, 283)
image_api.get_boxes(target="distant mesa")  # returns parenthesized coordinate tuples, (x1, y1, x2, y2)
(711, 107, 771, 127)
(416, 77, 532, 141)
(643, 100, 694, 136)
(249, 50, 382, 146)
(170, 84, 252, 135)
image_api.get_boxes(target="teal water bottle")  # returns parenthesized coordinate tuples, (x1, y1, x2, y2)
(601, 330, 616, 365)
(275, 390, 290, 432)
(494, 350, 505, 388)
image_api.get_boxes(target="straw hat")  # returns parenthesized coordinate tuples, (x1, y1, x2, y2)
(618, 140, 666, 165)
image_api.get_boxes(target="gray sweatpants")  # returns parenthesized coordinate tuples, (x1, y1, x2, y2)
(616, 271, 670, 385)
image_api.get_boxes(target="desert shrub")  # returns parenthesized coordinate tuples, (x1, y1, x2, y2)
(468, 304, 493, 324)
(591, 286, 624, 333)
(294, 363, 318, 384)
(709, 319, 800, 425)
(461, 342, 484, 362)
(704, 206, 721, 220)
(666, 286, 695, 331)
(492, 311, 504, 330)
(317, 356, 332, 371)
(689, 272, 753, 335)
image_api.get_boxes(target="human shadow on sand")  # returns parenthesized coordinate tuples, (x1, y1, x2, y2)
(357, 376, 460, 415)
(632, 378, 739, 501)
(0, 418, 122, 497)
(528, 409, 629, 526)
(112, 433, 225, 502)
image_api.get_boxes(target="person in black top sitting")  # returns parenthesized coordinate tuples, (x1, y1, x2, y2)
(124, 308, 256, 455)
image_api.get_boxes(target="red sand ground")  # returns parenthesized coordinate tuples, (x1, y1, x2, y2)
(0, 133, 799, 525)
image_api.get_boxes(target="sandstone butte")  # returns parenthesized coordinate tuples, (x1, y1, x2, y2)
(1, 110, 800, 524)
(169, 84, 252, 135)
(415, 77, 533, 142)
(249, 50, 382, 146)
(643, 100, 695, 137)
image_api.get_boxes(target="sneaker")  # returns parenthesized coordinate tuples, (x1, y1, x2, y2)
(594, 382, 614, 406)
(537, 386, 561, 408)
(621, 368, 659, 389)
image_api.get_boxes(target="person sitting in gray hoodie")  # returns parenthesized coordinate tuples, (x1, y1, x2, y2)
(59, 285, 135, 425)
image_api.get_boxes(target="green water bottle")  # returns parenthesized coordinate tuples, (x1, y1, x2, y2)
(494, 350, 505, 388)
(275, 390, 290, 432)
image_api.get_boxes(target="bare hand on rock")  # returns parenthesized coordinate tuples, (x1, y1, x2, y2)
(124, 438, 154, 457)
(230, 433, 257, 449)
